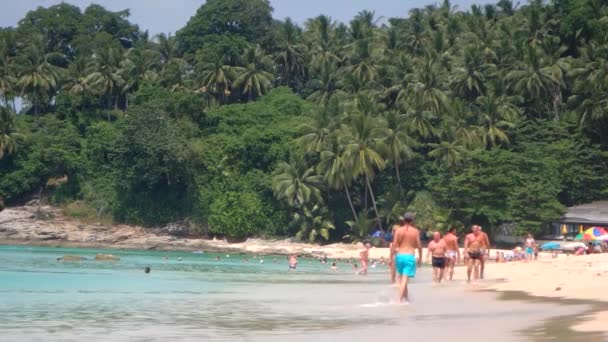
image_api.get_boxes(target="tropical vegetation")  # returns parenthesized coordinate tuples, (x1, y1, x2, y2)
(1, 0, 608, 241)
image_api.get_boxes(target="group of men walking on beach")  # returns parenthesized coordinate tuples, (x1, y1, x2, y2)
(388, 213, 491, 303)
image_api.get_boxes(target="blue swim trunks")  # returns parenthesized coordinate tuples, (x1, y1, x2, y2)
(395, 253, 416, 278)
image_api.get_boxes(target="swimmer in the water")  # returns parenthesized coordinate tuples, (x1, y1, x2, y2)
(289, 255, 297, 270)
(331, 262, 337, 270)
(144, 266, 151, 274)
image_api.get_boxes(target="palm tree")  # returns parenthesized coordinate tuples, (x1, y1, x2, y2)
(63, 55, 91, 110)
(121, 47, 161, 106)
(0, 45, 17, 110)
(299, 104, 337, 153)
(428, 139, 467, 170)
(345, 38, 379, 83)
(406, 57, 449, 114)
(317, 139, 358, 222)
(275, 18, 307, 88)
(343, 113, 387, 230)
(450, 45, 496, 99)
(289, 203, 335, 242)
(383, 110, 416, 193)
(84, 47, 124, 113)
(233, 45, 274, 101)
(306, 65, 346, 105)
(0, 106, 22, 160)
(16, 44, 61, 115)
(272, 158, 324, 208)
(195, 56, 234, 105)
(474, 94, 520, 147)
(505, 45, 560, 114)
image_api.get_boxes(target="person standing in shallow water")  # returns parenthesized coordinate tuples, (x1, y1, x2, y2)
(289, 255, 297, 270)
(391, 213, 422, 304)
(427, 232, 447, 283)
(357, 242, 371, 275)
(443, 227, 460, 281)
(465, 225, 488, 282)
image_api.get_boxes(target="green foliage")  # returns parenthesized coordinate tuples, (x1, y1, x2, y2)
(112, 103, 196, 225)
(2, 1, 608, 242)
(176, 0, 273, 55)
(207, 191, 270, 240)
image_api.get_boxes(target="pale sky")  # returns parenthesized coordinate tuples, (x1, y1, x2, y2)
(0, 0, 495, 35)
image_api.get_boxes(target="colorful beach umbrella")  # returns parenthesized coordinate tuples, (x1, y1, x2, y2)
(583, 227, 608, 237)
(575, 233, 595, 240)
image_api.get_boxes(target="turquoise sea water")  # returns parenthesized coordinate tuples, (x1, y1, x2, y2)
(0, 245, 595, 341)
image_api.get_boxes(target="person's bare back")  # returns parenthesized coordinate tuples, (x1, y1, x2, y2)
(443, 233, 458, 253)
(393, 224, 422, 255)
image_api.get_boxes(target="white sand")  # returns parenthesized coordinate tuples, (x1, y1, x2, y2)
(480, 253, 608, 333)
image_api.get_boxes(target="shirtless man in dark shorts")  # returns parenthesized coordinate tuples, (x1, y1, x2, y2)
(427, 231, 447, 283)
(464, 225, 488, 282)
(391, 213, 422, 303)
(443, 227, 460, 281)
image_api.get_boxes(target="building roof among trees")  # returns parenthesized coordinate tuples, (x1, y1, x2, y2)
(560, 201, 608, 226)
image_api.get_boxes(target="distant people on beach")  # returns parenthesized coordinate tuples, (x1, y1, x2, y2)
(525, 234, 536, 261)
(427, 231, 447, 283)
(356, 242, 371, 275)
(391, 212, 422, 304)
(443, 227, 460, 281)
(465, 225, 489, 282)
(289, 255, 297, 270)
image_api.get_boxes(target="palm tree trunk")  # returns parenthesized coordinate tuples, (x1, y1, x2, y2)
(395, 160, 403, 195)
(12, 98, 16, 112)
(343, 180, 358, 222)
(366, 174, 383, 231)
(364, 183, 368, 211)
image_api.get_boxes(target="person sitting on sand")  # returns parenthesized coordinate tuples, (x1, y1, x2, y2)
(427, 231, 447, 283)
(357, 242, 372, 275)
(289, 255, 298, 270)
(465, 225, 486, 282)
(391, 212, 422, 304)
(443, 227, 460, 281)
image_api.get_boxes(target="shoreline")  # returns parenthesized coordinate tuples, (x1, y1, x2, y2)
(2, 205, 608, 336)
(479, 254, 608, 337)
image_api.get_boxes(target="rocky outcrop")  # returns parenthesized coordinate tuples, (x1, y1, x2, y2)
(0, 205, 369, 258)
(94, 253, 120, 261)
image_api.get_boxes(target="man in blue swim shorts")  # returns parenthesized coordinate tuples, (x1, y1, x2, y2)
(391, 212, 422, 304)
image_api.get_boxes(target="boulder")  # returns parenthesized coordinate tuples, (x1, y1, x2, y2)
(59, 255, 86, 262)
(95, 253, 120, 261)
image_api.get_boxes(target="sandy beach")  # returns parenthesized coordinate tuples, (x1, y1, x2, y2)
(479, 253, 608, 334)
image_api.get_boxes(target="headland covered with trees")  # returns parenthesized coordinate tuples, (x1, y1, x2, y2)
(1, 0, 607, 243)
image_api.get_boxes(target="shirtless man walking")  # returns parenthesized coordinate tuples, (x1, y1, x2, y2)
(427, 231, 447, 283)
(443, 227, 460, 281)
(464, 225, 489, 282)
(391, 213, 422, 303)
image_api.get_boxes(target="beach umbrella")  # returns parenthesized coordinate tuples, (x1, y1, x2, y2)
(597, 235, 608, 241)
(575, 233, 596, 240)
(540, 242, 561, 250)
(581, 227, 608, 238)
